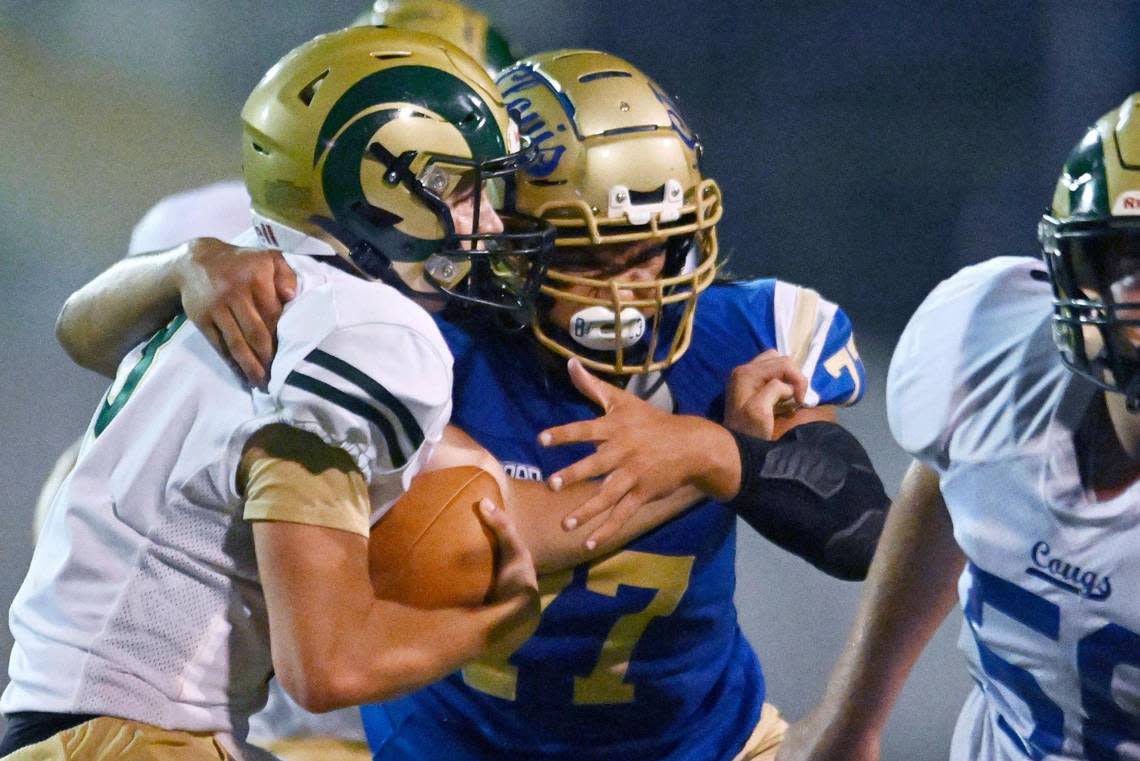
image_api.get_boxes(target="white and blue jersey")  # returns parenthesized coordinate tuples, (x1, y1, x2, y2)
(889, 256, 1140, 761)
(362, 278, 864, 760)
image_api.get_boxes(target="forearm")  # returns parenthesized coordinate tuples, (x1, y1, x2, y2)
(426, 425, 704, 573)
(727, 421, 889, 580)
(324, 593, 528, 709)
(511, 480, 702, 573)
(810, 459, 964, 736)
(56, 246, 185, 376)
(255, 518, 530, 712)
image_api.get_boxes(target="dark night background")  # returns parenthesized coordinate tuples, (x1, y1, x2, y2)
(1, 2, 1138, 757)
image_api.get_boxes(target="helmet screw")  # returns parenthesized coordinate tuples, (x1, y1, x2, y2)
(615, 191, 627, 203)
(441, 262, 455, 279)
(619, 101, 630, 112)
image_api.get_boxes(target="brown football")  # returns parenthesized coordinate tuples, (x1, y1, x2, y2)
(369, 466, 498, 608)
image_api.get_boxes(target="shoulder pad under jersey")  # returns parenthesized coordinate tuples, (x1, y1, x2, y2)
(887, 256, 1054, 470)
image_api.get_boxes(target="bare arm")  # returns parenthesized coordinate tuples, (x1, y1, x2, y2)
(57, 246, 185, 376)
(243, 426, 537, 712)
(775, 459, 965, 761)
(514, 480, 702, 574)
(425, 425, 701, 574)
(254, 518, 535, 712)
(56, 238, 294, 385)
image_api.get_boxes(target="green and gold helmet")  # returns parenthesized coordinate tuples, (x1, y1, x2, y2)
(495, 50, 723, 375)
(242, 26, 552, 315)
(354, 0, 516, 75)
(1040, 92, 1140, 408)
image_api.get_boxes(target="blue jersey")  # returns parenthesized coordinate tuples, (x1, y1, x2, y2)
(363, 279, 864, 760)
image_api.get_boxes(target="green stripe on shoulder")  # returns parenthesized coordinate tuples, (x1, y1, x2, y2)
(305, 348, 425, 449)
(284, 370, 408, 469)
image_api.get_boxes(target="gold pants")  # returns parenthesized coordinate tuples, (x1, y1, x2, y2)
(255, 738, 370, 761)
(733, 703, 788, 761)
(0, 716, 233, 760)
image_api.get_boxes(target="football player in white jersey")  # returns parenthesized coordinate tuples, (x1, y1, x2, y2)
(777, 92, 1140, 761)
(55, 48, 894, 761)
(0, 27, 552, 761)
(34, 4, 519, 760)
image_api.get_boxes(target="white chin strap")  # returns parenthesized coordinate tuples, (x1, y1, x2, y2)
(568, 306, 646, 351)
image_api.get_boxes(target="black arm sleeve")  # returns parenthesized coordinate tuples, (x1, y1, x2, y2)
(725, 421, 889, 581)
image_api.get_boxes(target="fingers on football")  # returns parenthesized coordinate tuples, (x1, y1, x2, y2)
(215, 306, 266, 388)
(478, 499, 537, 599)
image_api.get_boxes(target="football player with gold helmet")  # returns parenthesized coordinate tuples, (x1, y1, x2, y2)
(34, 4, 520, 760)
(47, 41, 891, 759)
(352, 49, 888, 761)
(1, 26, 548, 761)
(778, 94, 1140, 761)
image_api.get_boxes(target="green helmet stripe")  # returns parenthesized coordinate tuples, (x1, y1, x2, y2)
(484, 26, 516, 73)
(1060, 128, 1111, 217)
(315, 65, 506, 166)
(320, 108, 437, 262)
(315, 65, 507, 263)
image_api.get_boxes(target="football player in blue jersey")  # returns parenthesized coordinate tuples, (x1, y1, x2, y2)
(52, 49, 891, 761)
(778, 93, 1140, 761)
(350, 49, 889, 761)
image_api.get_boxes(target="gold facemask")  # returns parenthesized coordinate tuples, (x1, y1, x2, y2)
(497, 50, 723, 374)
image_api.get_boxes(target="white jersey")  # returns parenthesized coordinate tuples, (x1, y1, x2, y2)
(3, 252, 452, 751)
(126, 182, 369, 746)
(888, 256, 1140, 761)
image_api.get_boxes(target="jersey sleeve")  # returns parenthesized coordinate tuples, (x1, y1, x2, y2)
(770, 281, 865, 407)
(886, 256, 1051, 470)
(127, 180, 252, 255)
(230, 286, 453, 522)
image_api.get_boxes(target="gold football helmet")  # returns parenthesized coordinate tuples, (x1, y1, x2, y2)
(242, 26, 552, 314)
(355, 0, 516, 74)
(1040, 92, 1140, 408)
(496, 50, 723, 374)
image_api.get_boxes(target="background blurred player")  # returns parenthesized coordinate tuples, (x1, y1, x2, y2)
(0, 27, 545, 761)
(776, 92, 1140, 761)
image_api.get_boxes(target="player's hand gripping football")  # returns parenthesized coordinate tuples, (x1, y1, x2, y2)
(475, 498, 541, 653)
(539, 358, 740, 549)
(175, 237, 296, 388)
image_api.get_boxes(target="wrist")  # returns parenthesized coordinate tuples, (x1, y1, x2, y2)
(168, 241, 194, 300)
(690, 420, 742, 501)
